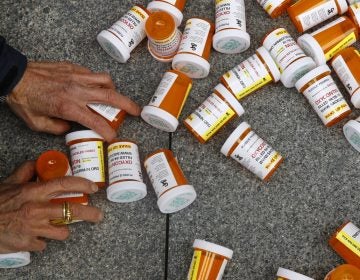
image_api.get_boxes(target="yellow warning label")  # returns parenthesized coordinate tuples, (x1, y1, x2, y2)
(177, 83, 192, 118)
(188, 250, 202, 279)
(325, 32, 357, 61)
(336, 230, 360, 257)
(96, 141, 105, 182)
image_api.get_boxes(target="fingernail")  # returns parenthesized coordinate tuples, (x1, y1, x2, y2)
(91, 183, 99, 192)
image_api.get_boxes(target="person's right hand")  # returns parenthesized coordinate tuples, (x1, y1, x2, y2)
(0, 161, 103, 253)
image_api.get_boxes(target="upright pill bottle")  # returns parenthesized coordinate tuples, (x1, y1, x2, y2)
(107, 140, 147, 203)
(221, 122, 283, 181)
(332, 47, 360, 108)
(97, 5, 150, 63)
(256, 0, 292, 18)
(184, 84, 245, 143)
(141, 69, 192, 132)
(287, 0, 349, 33)
(295, 65, 351, 127)
(0, 252, 30, 269)
(65, 130, 105, 188)
(343, 116, 360, 152)
(145, 11, 182, 62)
(329, 221, 360, 268)
(348, 3, 360, 28)
(187, 239, 233, 280)
(172, 18, 215, 79)
(212, 0, 250, 54)
(220, 46, 281, 100)
(88, 104, 126, 130)
(36, 150, 88, 205)
(276, 267, 314, 280)
(297, 16, 358, 66)
(262, 27, 316, 88)
(324, 264, 360, 280)
(147, 0, 186, 27)
(144, 149, 196, 213)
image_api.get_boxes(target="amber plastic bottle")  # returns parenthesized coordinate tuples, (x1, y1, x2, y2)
(88, 104, 126, 130)
(257, 0, 292, 18)
(324, 264, 360, 280)
(147, 0, 186, 27)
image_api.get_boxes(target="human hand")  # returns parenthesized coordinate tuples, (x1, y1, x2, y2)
(7, 61, 141, 142)
(0, 161, 103, 253)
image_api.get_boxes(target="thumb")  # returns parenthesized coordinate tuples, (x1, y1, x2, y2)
(3, 161, 36, 184)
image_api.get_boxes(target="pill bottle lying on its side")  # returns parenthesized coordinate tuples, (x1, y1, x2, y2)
(256, 0, 292, 18)
(147, 0, 186, 27)
(276, 267, 314, 280)
(343, 116, 360, 152)
(0, 252, 31, 269)
(324, 264, 360, 280)
(88, 103, 126, 131)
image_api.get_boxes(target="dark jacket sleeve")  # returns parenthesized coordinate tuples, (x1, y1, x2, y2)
(0, 36, 27, 96)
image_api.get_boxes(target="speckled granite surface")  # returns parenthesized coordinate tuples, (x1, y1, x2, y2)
(0, 0, 359, 279)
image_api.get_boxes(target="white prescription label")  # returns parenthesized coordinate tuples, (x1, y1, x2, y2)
(88, 104, 121, 122)
(149, 72, 178, 107)
(350, 4, 360, 26)
(332, 55, 360, 96)
(108, 142, 143, 185)
(230, 131, 282, 180)
(336, 222, 360, 257)
(303, 76, 350, 125)
(257, 0, 287, 15)
(144, 152, 177, 197)
(215, 0, 246, 33)
(163, 0, 177, 5)
(149, 29, 182, 58)
(109, 6, 149, 52)
(70, 141, 105, 183)
(178, 18, 211, 56)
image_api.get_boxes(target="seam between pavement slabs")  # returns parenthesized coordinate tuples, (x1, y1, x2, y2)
(164, 132, 172, 280)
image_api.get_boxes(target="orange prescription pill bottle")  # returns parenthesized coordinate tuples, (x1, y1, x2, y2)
(332, 47, 360, 108)
(145, 11, 182, 62)
(147, 0, 186, 27)
(324, 264, 360, 280)
(295, 65, 351, 127)
(343, 116, 360, 152)
(88, 104, 126, 130)
(97, 5, 150, 63)
(0, 252, 31, 269)
(144, 149, 196, 213)
(220, 46, 281, 100)
(221, 122, 283, 181)
(184, 84, 245, 143)
(172, 18, 215, 79)
(262, 27, 316, 88)
(36, 150, 88, 205)
(348, 3, 360, 28)
(212, 0, 250, 54)
(65, 130, 105, 188)
(287, 0, 349, 33)
(187, 239, 233, 280)
(107, 140, 147, 203)
(329, 221, 360, 268)
(257, 0, 292, 18)
(276, 267, 314, 280)
(297, 16, 358, 66)
(141, 69, 192, 132)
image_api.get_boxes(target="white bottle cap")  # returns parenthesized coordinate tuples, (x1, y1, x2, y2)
(215, 84, 245, 116)
(0, 252, 31, 268)
(141, 106, 179, 132)
(344, 119, 360, 152)
(107, 181, 147, 203)
(97, 30, 131, 63)
(295, 65, 331, 92)
(147, 1, 183, 27)
(281, 56, 317, 88)
(276, 267, 315, 280)
(221, 122, 251, 156)
(157, 184, 197, 213)
(212, 29, 250, 54)
(256, 46, 281, 82)
(65, 130, 104, 144)
(172, 53, 210, 79)
(193, 239, 233, 259)
(297, 34, 326, 66)
(338, 0, 349, 14)
(351, 89, 360, 108)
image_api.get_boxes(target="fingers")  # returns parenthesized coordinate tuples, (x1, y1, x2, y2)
(28, 61, 92, 74)
(73, 73, 116, 89)
(3, 161, 36, 184)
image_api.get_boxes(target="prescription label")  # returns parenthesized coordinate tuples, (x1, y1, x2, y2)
(350, 4, 360, 26)
(325, 32, 357, 61)
(188, 250, 202, 279)
(88, 104, 121, 122)
(149, 72, 178, 107)
(332, 55, 360, 96)
(215, 0, 246, 33)
(336, 222, 360, 257)
(257, 0, 286, 15)
(149, 29, 182, 58)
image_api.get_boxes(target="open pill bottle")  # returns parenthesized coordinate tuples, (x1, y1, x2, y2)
(66, 130, 105, 188)
(187, 239, 233, 280)
(141, 69, 192, 132)
(97, 5, 150, 63)
(295, 65, 351, 127)
(147, 0, 186, 27)
(221, 122, 283, 181)
(287, 0, 348, 33)
(88, 104, 126, 130)
(256, 0, 292, 18)
(262, 27, 316, 88)
(324, 264, 360, 280)
(213, 0, 250, 54)
(184, 84, 245, 143)
(144, 149, 196, 213)
(107, 140, 147, 203)
(343, 116, 360, 152)
(276, 267, 314, 280)
(172, 18, 215, 79)
(220, 46, 281, 100)
(297, 16, 358, 66)
(0, 252, 31, 269)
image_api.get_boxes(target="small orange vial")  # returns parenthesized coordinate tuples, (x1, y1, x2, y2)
(144, 149, 196, 213)
(276, 268, 314, 280)
(141, 69, 192, 132)
(325, 264, 360, 280)
(287, 0, 349, 33)
(88, 103, 126, 130)
(172, 18, 215, 79)
(36, 150, 88, 205)
(145, 11, 182, 62)
(348, 3, 360, 28)
(256, 0, 292, 18)
(147, 0, 186, 27)
(329, 221, 360, 269)
(297, 16, 358, 65)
